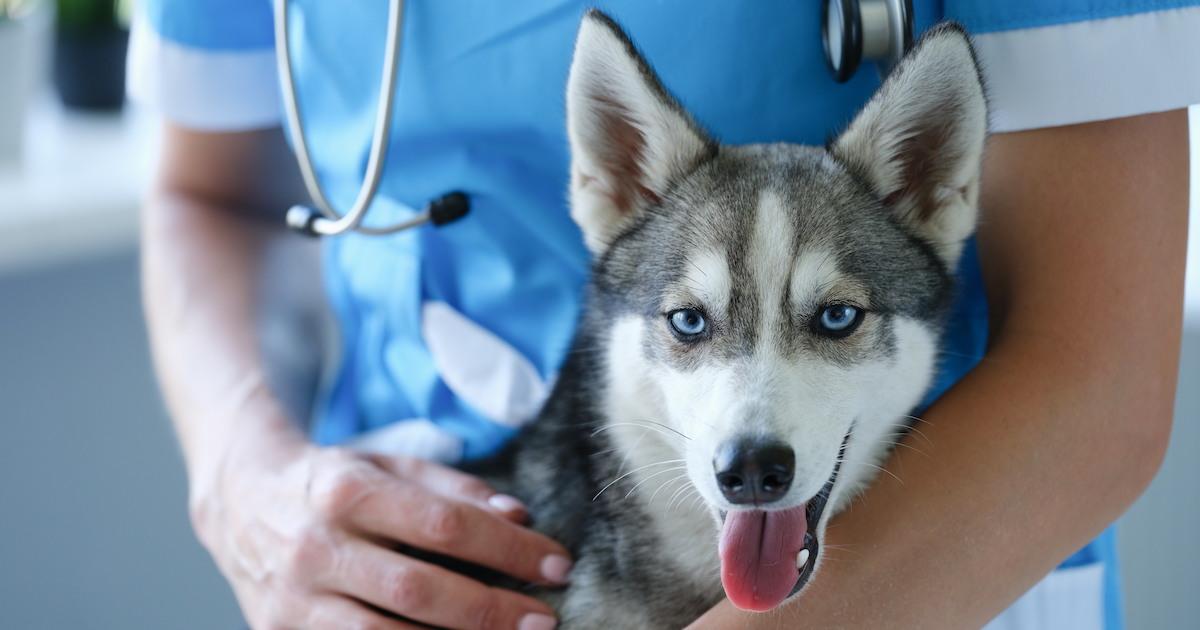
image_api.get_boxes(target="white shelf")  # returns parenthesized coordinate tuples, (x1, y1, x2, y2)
(0, 95, 157, 274)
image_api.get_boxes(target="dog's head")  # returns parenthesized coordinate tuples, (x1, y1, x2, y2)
(567, 11, 986, 611)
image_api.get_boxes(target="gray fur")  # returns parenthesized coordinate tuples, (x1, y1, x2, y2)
(457, 12, 987, 629)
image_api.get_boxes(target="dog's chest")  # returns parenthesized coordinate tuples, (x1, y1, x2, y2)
(545, 492, 724, 628)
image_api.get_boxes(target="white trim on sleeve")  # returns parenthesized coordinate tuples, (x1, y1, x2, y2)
(983, 563, 1105, 630)
(126, 15, 282, 132)
(973, 7, 1200, 132)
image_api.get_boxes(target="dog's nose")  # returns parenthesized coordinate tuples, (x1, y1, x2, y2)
(713, 439, 795, 505)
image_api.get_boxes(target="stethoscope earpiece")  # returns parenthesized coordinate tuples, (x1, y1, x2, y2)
(822, 0, 913, 84)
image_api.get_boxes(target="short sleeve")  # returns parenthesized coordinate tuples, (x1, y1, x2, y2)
(127, 0, 282, 131)
(945, 0, 1200, 131)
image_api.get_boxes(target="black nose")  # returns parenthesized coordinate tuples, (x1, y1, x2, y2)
(713, 439, 795, 505)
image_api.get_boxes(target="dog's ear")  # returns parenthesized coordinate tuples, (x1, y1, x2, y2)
(567, 10, 716, 254)
(832, 24, 987, 266)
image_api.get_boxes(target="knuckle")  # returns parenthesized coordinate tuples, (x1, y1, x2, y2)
(385, 565, 431, 612)
(388, 454, 422, 478)
(312, 468, 370, 521)
(468, 592, 504, 630)
(423, 502, 467, 545)
(458, 478, 491, 499)
(283, 528, 333, 578)
(493, 532, 527, 572)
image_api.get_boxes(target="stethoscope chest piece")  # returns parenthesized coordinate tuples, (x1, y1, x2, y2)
(823, 0, 913, 83)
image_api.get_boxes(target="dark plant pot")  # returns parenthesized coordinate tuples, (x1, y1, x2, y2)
(53, 24, 128, 111)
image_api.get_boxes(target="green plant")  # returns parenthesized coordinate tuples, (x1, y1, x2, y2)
(56, 0, 121, 29)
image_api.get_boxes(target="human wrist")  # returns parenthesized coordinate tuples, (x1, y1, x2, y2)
(184, 401, 310, 540)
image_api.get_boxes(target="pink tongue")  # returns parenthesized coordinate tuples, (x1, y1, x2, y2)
(718, 506, 808, 612)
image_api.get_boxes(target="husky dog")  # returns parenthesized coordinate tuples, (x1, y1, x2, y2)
(468, 10, 987, 628)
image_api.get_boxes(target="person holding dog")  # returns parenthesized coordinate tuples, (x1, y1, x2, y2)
(133, 1, 1196, 628)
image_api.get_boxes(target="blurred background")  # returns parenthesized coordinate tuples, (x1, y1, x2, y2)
(0, 1, 1196, 627)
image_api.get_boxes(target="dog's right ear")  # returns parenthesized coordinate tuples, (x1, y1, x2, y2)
(566, 10, 716, 254)
(831, 24, 987, 267)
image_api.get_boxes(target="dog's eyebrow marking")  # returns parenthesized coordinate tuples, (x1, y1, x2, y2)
(788, 249, 841, 312)
(750, 191, 795, 351)
(673, 249, 731, 315)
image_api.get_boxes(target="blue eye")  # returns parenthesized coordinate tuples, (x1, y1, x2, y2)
(668, 308, 707, 338)
(815, 304, 863, 337)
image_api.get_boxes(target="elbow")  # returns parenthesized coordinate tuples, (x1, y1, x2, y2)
(1104, 383, 1175, 508)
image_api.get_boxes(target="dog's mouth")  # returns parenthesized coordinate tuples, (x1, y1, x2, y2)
(716, 433, 848, 612)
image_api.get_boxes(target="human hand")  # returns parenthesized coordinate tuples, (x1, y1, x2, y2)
(190, 439, 567, 630)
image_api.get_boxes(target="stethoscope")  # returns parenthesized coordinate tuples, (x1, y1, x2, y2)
(275, 0, 913, 238)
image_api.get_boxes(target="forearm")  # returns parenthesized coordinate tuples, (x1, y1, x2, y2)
(692, 110, 1188, 628)
(141, 191, 305, 489)
(141, 125, 313, 497)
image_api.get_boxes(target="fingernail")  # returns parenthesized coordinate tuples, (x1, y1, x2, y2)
(488, 493, 526, 514)
(518, 612, 557, 630)
(540, 554, 573, 584)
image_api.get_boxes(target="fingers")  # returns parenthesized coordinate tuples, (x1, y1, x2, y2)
(307, 595, 422, 630)
(348, 480, 573, 586)
(371, 454, 529, 522)
(333, 539, 559, 630)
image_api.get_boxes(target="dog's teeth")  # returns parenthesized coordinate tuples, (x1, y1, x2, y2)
(796, 548, 810, 570)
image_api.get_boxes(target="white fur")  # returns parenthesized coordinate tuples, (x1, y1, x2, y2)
(750, 192, 795, 345)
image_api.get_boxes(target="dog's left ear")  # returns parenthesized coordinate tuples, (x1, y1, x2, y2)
(832, 24, 987, 266)
(567, 10, 716, 254)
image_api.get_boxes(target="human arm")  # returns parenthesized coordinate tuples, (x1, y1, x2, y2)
(688, 108, 1188, 628)
(142, 124, 568, 630)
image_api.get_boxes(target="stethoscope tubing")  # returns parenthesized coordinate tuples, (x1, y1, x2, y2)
(276, 0, 413, 236)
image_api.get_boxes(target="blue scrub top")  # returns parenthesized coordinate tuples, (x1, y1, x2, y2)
(134, 1, 1200, 627)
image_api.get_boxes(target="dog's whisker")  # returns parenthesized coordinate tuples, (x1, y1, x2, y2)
(593, 459, 687, 502)
(886, 439, 929, 457)
(858, 462, 904, 485)
(645, 472, 691, 505)
(623, 465, 688, 500)
(630, 418, 692, 441)
(592, 421, 690, 443)
(904, 414, 937, 428)
(666, 480, 697, 511)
